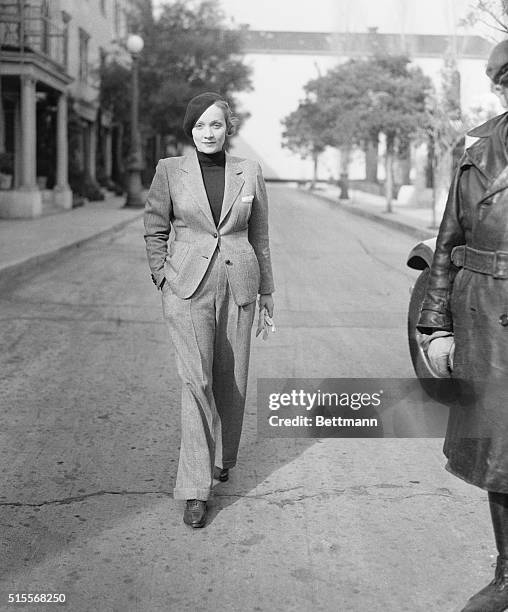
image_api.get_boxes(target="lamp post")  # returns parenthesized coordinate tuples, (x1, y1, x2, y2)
(124, 33, 144, 208)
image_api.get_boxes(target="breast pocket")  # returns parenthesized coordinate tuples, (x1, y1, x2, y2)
(224, 250, 260, 305)
(235, 195, 254, 227)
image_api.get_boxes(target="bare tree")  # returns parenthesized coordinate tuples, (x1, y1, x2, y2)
(460, 1, 508, 36)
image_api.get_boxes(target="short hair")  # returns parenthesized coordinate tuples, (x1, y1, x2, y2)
(213, 100, 239, 137)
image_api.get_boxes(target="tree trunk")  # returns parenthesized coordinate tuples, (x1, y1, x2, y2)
(339, 145, 351, 175)
(311, 151, 318, 190)
(385, 137, 395, 213)
(397, 138, 411, 185)
(365, 136, 378, 182)
(398, 151, 411, 184)
(339, 145, 351, 200)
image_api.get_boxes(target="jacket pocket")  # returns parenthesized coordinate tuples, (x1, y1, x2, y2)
(165, 241, 190, 276)
(224, 251, 260, 305)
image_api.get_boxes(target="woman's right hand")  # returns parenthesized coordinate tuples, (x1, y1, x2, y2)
(259, 293, 274, 318)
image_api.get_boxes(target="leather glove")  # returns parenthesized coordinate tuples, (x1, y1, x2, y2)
(448, 339, 455, 371)
(423, 332, 454, 377)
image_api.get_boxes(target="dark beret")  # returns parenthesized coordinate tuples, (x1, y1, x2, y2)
(486, 40, 508, 84)
(182, 92, 224, 138)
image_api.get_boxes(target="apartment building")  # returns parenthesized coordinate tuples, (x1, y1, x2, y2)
(0, 0, 139, 218)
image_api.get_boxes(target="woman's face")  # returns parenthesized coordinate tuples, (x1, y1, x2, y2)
(192, 104, 227, 154)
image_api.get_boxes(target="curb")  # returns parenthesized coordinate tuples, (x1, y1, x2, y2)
(306, 189, 436, 241)
(0, 210, 144, 285)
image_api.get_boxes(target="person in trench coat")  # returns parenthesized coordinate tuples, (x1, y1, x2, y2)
(144, 92, 274, 528)
(418, 41, 508, 612)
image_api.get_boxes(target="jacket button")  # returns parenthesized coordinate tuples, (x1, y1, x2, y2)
(213, 232, 218, 238)
(499, 313, 508, 326)
(225, 259, 232, 265)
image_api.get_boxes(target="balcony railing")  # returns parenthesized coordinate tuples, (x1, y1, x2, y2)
(0, 1, 66, 68)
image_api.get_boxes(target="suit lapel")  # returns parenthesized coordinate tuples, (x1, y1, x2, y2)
(180, 149, 216, 228)
(219, 154, 244, 226)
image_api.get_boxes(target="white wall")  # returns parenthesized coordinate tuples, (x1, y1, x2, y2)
(230, 50, 498, 180)
(230, 53, 339, 179)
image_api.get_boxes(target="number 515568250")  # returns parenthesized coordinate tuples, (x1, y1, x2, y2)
(8, 593, 66, 603)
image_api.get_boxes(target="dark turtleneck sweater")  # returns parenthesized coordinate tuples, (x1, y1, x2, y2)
(196, 149, 226, 227)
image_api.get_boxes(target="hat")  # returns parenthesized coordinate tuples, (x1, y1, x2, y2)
(182, 92, 224, 138)
(486, 40, 508, 84)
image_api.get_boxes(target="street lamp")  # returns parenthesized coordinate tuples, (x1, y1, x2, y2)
(124, 33, 144, 208)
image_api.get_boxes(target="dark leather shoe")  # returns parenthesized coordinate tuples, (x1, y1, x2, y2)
(213, 466, 229, 482)
(461, 556, 508, 612)
(183, 499, 207, 528)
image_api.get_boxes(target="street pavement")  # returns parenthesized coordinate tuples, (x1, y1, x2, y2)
(0, 185, 493, 612)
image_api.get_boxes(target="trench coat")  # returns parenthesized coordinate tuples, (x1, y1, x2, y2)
(417, 112, 508, 493)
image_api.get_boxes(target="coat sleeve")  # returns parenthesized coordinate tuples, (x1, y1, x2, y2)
(248, 162, 275, 295)
(143, 160, 173, 289)
(417, 160, 466, 333)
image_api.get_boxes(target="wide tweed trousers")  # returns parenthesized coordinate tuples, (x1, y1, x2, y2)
(162, 249, 256, 501)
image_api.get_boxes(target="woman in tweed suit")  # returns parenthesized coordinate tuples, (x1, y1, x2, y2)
(144, 92, 275, 528)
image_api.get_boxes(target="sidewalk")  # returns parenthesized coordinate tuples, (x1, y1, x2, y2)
(0, 185, 437, 285)
(306, 184, 439, 241)
(0, 193, 144, 283)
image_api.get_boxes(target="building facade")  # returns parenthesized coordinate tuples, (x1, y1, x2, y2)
(0, 0, 137, 218)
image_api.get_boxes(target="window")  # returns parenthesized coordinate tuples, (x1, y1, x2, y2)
(41, 0, 50, 55)
(61, 11, 71, 70)
(78, 28, 90, 82)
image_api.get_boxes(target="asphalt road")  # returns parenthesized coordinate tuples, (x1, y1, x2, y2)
(0, 185, 493, 612)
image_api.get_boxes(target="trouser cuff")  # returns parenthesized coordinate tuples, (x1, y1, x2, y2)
(173, 487, 211, 501)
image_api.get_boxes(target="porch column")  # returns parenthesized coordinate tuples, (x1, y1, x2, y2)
(0, 75, 41, 217)
(88, 121, 97, 181)
(0, 76, 5, 154)
(20, 75, 37, 189)
(54, 90, 72, 209)
(55, 91, 68, 188)
(13, 98, 21, 188)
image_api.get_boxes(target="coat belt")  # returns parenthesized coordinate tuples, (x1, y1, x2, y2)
(451, 245, 508, 279)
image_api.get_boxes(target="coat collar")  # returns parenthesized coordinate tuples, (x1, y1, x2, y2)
(180, 148, 244, 227)
(462, 112, 508, 203)
(466, 112, 508, 139)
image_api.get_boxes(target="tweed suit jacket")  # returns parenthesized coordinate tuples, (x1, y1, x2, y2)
(143, 148, 275, 306)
